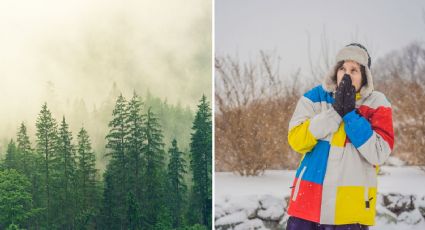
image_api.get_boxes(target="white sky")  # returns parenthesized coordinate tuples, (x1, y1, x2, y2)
(215, 0, 425, 76)
(0, 0, 211, 141)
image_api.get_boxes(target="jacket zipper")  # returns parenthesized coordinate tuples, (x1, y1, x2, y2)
(292, 166, 307, 202)
(364, 186, 369, 209)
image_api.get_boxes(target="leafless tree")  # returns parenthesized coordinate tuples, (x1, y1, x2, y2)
(375, 41, 425, 165)
(215, 52, 307, 175)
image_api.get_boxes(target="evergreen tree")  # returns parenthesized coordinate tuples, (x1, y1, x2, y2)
(125, 92, 146, 210)
(102, 94, 129, 229)
(16, 123, 34, 179)
(4, 140, 19, 171)
(0, 91, 205, 230)
(99, 169, 117, 229)
(142, 107, 166, 228)
(189, 95, 212, 228)
(15, 122, 40, 229)
(76, 127, 99, 228)
(152, 205, 172, 230)
(55, 117, 77, 228)
(126, 191, 141, 230)
(0, 169, 37, 229)
(168, 139, 187, 228)
(35, 103, 59, 228)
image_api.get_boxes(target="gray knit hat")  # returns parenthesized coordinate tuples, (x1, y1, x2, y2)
(322, 43, 374, 98)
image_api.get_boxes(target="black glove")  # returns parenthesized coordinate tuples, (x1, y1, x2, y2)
(333, 74, 356, 117)
(343, 81, 356, 116)
(332, 82, 345, 117)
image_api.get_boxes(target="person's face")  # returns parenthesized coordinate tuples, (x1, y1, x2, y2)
(336, 60, 362, 92)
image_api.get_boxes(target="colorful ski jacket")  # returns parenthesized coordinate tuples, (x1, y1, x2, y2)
(286, 84, 394, 225)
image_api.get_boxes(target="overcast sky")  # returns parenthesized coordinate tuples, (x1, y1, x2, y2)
(215, 0, 425, 76)
(0, 0, 211, 145)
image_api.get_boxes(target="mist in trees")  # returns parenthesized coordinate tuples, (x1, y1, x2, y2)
(0, 93, 212, 230)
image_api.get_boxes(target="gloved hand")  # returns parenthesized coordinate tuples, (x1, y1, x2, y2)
(333, 74, 356, 117)
(343, 80, 356, 116)
(332, 82, 345, 117)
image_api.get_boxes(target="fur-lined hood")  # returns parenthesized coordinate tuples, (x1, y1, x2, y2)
(322, 45, 374, 98)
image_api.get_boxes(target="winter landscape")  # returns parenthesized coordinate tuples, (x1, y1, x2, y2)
(215, 2, 425, 229)
(215, 157, 425, 230)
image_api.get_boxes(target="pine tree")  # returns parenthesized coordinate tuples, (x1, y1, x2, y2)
(189, 95, 212, 228)
(35, 103, 59, 228)
(16, 123, 33, 178)
(16, 122, 41, 229)
(125, 92, 146, 228)
(152, 205, 172, 230)
(100, 169, 116, 229)
(0, 169, 37, 229)
(102, 94, 129, 229)
(125, 92, 146, 206)
(76, 127, 99, 228)
(168, 138, 187, 228)
(56, 116, 77, 228)
(126, 191, 141, 230)
(4, 139, 19, 170)
(142, 107, 166, 228)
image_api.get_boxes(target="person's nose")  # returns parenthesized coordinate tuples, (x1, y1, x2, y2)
(344, 69, 350, 75)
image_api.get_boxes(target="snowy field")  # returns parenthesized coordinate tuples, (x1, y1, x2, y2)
(214, 158, 425, 230)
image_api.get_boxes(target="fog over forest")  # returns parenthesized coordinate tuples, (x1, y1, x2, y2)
(0, 0, 212, 162)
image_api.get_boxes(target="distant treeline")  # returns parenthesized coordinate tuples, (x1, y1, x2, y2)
(0, 92, 212, 230)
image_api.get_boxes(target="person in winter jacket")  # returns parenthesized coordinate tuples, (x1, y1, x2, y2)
(286, 43, 394, 230)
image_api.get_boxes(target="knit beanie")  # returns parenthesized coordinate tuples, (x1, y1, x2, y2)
(322, 43, 374, 98)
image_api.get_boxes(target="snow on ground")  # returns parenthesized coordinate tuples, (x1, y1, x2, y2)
(215, 166, 425, 197)
(215, 170, 295, 198)
(215, 164, 425, 230)
(378, 166, 425, 196)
